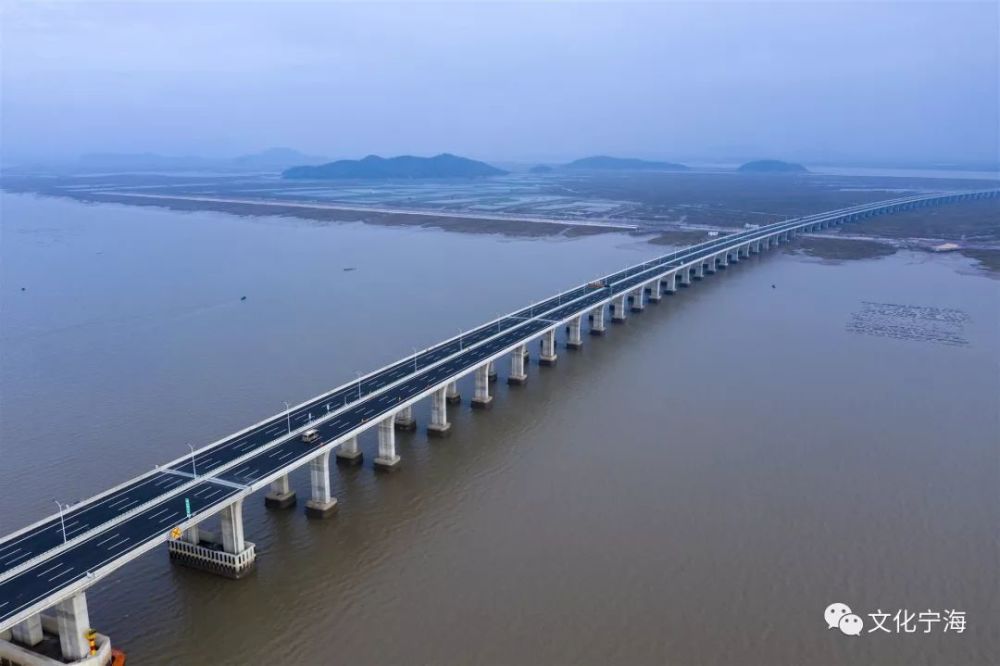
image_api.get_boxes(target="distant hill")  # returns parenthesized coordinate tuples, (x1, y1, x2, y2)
(75, 147, 328, 173)
(737, 159, 808, 173)
(283, 153, 508, 179)
(529, 165, 554, 174)
(565, 155, 689, 171)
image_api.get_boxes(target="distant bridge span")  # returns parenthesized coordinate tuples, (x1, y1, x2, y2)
(0, 188, 996, 664)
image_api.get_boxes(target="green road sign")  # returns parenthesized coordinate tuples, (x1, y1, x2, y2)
(185, 498, 192, 518)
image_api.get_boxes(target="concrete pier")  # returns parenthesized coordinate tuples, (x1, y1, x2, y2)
(648, 280, 662, 303)
(471, 364, 493, 409)
(55, 594, 90, 662)
(264, 474, 296, 509)
(612, 295, 627, 322)
(305, 450, 337, 518)
(719, 252, 729, 267)
(630, 287, 645, 312)
(427, 386, 452, 436)
(566, 316, 583, 349)
(664, 272, 678, 294)
(393, 404, 416, 431)
(11, 615, 43, 648)
(507, 344, 528, 385)
(374, 416, 400, 470)
(590, 305, 606, 335)
(169, 499, 256, 578)
(445, 380, 461, 405)
(539, 329, 558, 365)
(336, 435, 362, 466)
(487, 360, 497, 383)
(694, 263, 705, 279)
(705, 257, 718, 274)
(680, 268, 692, 286)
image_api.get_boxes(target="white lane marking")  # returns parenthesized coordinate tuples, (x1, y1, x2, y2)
(193, 487, 212, 497)
(64, 523, 91, 537)
(3, 551, 32, 566)
(203, 489, 223, 500)
(47, 567, 74, 583)
(37, 561, 68, 576)
(95, 533, 120, 547)
(0, 548, 24, 563)
(107, 497, 132, 509)
(106, 536, 131, 550)
(157, 512, 179, 525)
(277, 450, 295, 461)
(148, 508, 170, 520)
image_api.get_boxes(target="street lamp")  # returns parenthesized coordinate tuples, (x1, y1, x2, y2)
(283, 401, 291, 433)
(412, 347, 419, 372)
(187, 444, 197, 478)
(53, 500, 67, 544)
(356, 372, 363, 400)
(458, 329, 463, 350)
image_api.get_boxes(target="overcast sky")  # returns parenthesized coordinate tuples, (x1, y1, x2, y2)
(2, 1, 997, 166)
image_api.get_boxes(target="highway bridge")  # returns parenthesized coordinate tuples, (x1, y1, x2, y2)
(1, 188, 996, 664)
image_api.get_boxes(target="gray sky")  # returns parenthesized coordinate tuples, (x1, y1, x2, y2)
(2, 1, 997, 166)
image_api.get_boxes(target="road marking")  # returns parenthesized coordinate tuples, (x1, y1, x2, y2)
(0, 548, 23, 563)
(95, 533, 120, 547)
(37, 561, 67, 577)
(105, 537, 131, 550)
(3, 551, 31, 566)
(47, 567, 74, 583)
(157, 512, 179, 525)
(148, 508, 170, 520)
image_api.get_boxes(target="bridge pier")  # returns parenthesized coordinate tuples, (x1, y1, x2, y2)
(566, 316, 583, 349)
(539, 329, 558, 365)
(445, 380, 461, 405)
(336, 435, 362, 466)
(374, 416, 400, 470)
(648, 280, 662, 302)
(264, 473, 296, 509)
(679, 268, 692, 286)
(471, 364, 493, 409)
(427, 385, 452, 435)
(612, 295, 627, 322)
(694, 263, 704, 280)
(55, 593, 91, 662)
(394, 404, 416, 432)
(663, 272, 677, 293)
(169, 498, 256, 578)
(305, 450, 337, 518)
(590, 305, 606, 334)
(487, 360, 497, 383)
(630, 287, 645, 312)
(11, 615, 43, 648)
(508, 344, 528, 384)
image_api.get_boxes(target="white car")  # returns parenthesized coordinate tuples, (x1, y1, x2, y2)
(301, 429, 320, 443)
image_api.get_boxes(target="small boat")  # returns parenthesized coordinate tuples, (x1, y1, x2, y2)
(111, 648, 128, 665)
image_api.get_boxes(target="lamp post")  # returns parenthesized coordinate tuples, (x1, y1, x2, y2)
(356, 372, 363, 400)
(53, 500, 67, 544)
(283, 401, 291, 433)
(187, 444, 197, 478)
(412, 347, 419, 372)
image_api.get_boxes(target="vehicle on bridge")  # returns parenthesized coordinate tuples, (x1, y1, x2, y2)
(301, 429, 320, 443)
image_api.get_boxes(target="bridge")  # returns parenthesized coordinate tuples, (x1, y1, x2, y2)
(1, 189, 996, 664)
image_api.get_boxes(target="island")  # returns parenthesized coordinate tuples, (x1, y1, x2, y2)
(737, 159, 809, 173)
(565, 155, 688, 171)
(282, 153, 508, 179)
